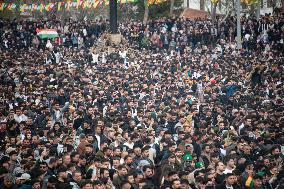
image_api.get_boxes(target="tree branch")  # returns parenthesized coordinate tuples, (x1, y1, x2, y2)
(218, 6, 233, 26)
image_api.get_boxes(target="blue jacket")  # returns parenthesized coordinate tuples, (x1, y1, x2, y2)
(19, 184, 32, 189)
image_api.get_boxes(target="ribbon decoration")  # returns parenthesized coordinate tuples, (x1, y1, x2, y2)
(0, 0, 151, 13)
(211, 0, 219, 4)
(241, 0, 258, 5)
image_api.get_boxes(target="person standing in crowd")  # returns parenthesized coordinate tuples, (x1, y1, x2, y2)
(0, 12, 283, 189)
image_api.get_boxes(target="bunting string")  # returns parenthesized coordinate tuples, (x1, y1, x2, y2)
(0, 0, 146, 13)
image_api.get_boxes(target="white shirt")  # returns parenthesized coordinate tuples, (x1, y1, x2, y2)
(102, 53, 107, 64)
(46, 41, 53, 49)
(54, 52, 61, 64)
(223, 167, 234, 174)
(14, 114, 28, 123)
(92, 53, 99, 63)
(83, 29, 87, 36)
(124, 142, 134, 149)
(95, 134, 101, 150)
(238, 123, 245, 134)
(226, 185, 234, 189)
(119, 51, 127, 59)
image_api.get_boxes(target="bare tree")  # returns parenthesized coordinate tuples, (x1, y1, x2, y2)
(218, 1, 234, 27)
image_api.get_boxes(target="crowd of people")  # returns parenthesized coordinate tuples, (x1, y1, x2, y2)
(0, 12, 284, 189)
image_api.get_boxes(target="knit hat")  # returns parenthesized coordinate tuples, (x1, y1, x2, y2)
(195, 162, 204, 169)
(182, 153, 192, 161)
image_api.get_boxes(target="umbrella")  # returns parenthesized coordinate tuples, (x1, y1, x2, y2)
(37, 29, 58, 39)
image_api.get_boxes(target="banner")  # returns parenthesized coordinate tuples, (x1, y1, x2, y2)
(0, 0, 145, 13)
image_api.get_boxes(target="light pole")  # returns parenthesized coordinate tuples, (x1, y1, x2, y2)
(236, 0, 242, 49)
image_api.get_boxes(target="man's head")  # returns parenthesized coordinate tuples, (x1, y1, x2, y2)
(141, 146, 150, 158)
(126, 173, 135, 184)
(32, 179, 41, 189)
(168, 171, 179, 181)
(112, 157, 120, 169)
(121, 181, 132, 189)
(81, 180, 94, 189)
(72, 170, 82, 183)
(271, 145, 280, 155)
(46, 176, 57, 189)
(9, 150, 18, 162)
(168, 142, 177, 152)
(143, 165, 153, 178)
(93, 180, 103, 189)
(167, 153, 176, 164)
(225, 173, 236, 186)
(133, 146, 141, 157)
(243, 144, 251, 155)
(225, 156, 235, 169)
(117, 165, 128, 177)
(57, 166, 68, 179)
(246, 118, 252, 126)
(134, 171, 144, 184)
(171, 179, 181, 189)
(100, 168, 109, 179)
(63, 154, 71, 166)
(195, 176, 206, 189)
(138, 178, 147, 189)
(113, 147, 121, 157)
(180, 179, 190, 189)
(203, 144, 211, 154)
(39, 162, 48, 173)
(3, 174, 13, 188)
(216, 162, 225, 172)
(253, 175, 263, 189)
(85, 145, 94, 155)
(124, 155, 133, 165)
(80, 134, 86, 141)
(103, 147, 112, 157)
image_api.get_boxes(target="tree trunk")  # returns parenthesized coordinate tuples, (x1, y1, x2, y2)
(200, 0, 205, 10)
(250, 4, 255, 16)
(170, 0, 175, 16)
(211, 2, 218, 25)
(143, 0, 149, 25)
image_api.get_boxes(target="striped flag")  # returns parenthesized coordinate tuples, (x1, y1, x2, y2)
(45, 3, 55, 11)
(7, 3, 17, 11)
(37, 29, 59, 39)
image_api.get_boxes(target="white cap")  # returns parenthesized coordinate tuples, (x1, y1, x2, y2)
(19, 173, 31, 181)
